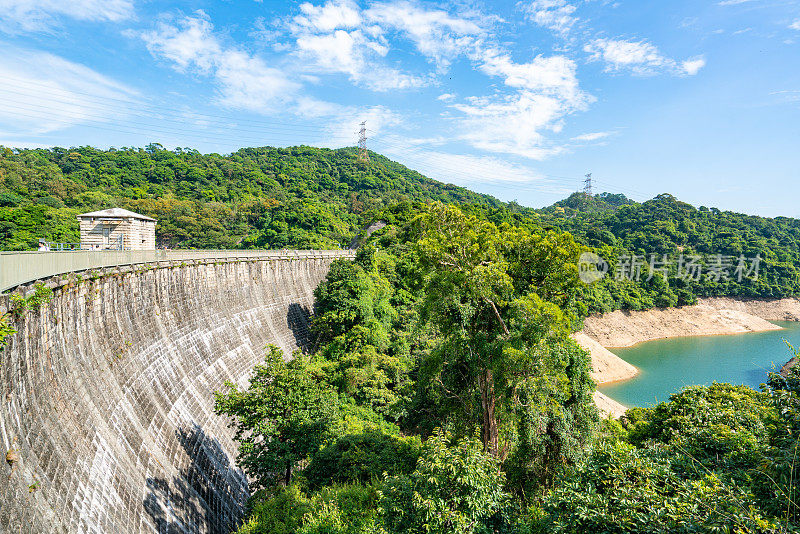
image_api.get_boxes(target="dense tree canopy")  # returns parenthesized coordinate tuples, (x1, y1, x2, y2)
(217, 201, 800, 533)
(0, 144, 500, 250)
(540, 192, 800, 311)
(6, 143, 800, 531)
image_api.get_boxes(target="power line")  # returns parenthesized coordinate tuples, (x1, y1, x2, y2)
(0, 77, 652, 202)
(0, 75, 327, 133)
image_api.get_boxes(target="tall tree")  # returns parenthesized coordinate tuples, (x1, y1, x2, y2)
(415, 203, 596, 464)
(214, 346, 338, 488)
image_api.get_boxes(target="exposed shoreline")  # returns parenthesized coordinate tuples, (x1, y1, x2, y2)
(576, 297, 800, 418)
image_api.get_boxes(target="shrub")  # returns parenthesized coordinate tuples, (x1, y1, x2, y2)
(305, 431, 421, 489)
(380, 429, 510, 534)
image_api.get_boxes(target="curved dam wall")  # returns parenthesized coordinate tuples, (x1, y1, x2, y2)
(0, 251, 352, 533)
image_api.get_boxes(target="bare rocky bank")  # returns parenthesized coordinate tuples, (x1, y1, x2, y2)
(575, 297, 800, 418)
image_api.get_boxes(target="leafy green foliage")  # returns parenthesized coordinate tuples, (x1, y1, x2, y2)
(0, 314, 15, 349)
(380, 429, 510, 534)
(759, 353, 800, 524)
(305, 431, 421, 489)
(542, 192, 800, 312)
(6, 283, 53, 319)
(414, 203, 597, 470)
(625, 383, 776, 481)
(214, 346, 339, 488)
(221, 199, 800, 533)
(0, 145, 499, 250)
(544, 440, 782, 533)
(237, 484, 382, 534)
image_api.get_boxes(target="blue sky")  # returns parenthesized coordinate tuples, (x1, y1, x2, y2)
(0, 1, 799, 216)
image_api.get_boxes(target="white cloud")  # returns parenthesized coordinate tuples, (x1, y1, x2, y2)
(451, 50, 591, 160)
(584, 38, 705, 76)
(284, 2, 589, 161)
(378, 145, 548, 185)
(294, 26, 427, 90)
(0, 0, 133, 33)
(292, 0, 362, 32)
(681, 57, 706, 75)
(284, 2, 591, 161)
(791, 20, 800, 31)
(572, 131, 612, 142)
(138, 11, 300, 112)
(478, 49, 584, 99)
(718, 0, 753, 5)
(286, 0, 430, 90)
(284, 0, 492, 90)
(520, 0, 578, 35)
(0, 45, 137, 134)
(365, 1, 488, 70)
(453, 92, 576, 160)
(134, 8, 407, 146)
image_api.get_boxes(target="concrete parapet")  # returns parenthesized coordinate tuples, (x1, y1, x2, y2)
(0, 249, 352, 293)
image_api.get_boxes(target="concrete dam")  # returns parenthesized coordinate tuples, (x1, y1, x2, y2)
(0, 250, 353, 533)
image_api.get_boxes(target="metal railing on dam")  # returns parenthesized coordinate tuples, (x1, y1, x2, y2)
(0, 248, 355, 293)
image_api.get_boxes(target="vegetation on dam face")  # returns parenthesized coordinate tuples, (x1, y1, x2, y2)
(215, 203, 800, 533)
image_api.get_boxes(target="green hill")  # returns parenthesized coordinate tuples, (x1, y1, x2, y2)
(534, 192, 800, 310)
(4, 143, 800, 308)
(0, 144, 501, 250)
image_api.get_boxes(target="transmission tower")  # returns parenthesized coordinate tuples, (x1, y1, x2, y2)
(357, 121, 369, 163)
(583, 173, 592, 198)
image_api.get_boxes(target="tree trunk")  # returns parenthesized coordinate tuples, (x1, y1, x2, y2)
(479, 368, 499, 456)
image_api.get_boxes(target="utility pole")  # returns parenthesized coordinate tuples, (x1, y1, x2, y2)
(583, 173, 592, 198)
(357, 121, 369, 163)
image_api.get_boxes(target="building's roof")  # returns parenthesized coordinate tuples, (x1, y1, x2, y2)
(77, 208, 156, 222)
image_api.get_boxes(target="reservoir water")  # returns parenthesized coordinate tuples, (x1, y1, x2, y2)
(597, 321, 800, 407)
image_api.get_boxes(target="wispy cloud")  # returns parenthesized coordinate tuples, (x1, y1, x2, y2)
(135, 10, 404, 143)
(365, 1, 490, 70)
(452, 50, 592, 160)
(137, 11, 300, 112)
(282, 0, 491, 89)
(0, 0, 134, 33)
(718, 0, 754, 6)
(584, 38, 705, 76)
(277, 0, 588, 160)
(791, 20, 800, 31)
(519, 0, 579, 36)
(377, 145, 551, 186)
(287, 0, 430, 90)
(0, 44, 137, 134)
(572, 131, 612, 142)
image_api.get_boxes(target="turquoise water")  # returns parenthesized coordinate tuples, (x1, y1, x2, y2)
(597, 321, 800, 407)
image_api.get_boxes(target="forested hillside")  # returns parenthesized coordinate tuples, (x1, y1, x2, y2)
(219, 203, 800, 533)
(3, 143, 800, 310)
(0, 144, 499, 250)
(537, 193, 800, 312)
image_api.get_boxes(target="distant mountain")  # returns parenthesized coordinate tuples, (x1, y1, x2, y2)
(534, 192, 800, 311)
